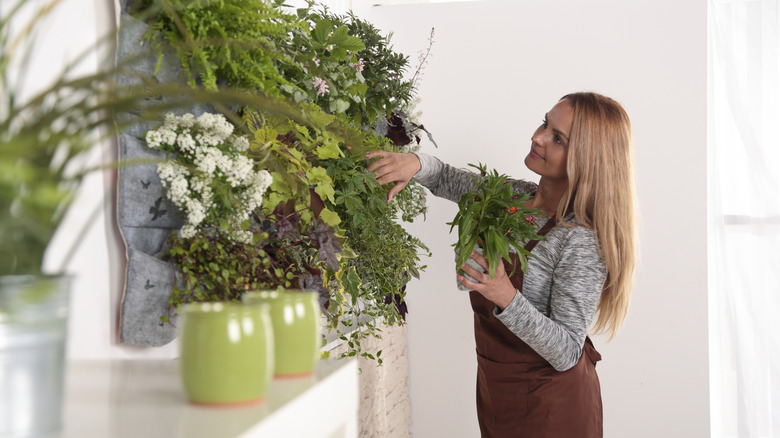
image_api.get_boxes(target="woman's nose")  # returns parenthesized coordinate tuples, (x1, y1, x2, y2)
(531, 131, 545, 146)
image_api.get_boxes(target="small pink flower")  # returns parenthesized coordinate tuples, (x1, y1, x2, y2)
(525, 216, 537, 224)
(312, 56, 320, 67)
(312, 77, 329, 96)
(351, 58, 365, 72)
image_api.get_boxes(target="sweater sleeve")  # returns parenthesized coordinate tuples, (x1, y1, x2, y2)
(412, 153, 538, 202)
(494, 226, 607, 371)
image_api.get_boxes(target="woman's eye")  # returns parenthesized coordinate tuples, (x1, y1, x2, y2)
(554, 134, 563, 144)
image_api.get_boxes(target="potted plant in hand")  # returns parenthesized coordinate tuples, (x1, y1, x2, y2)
(448, 163, 544, 291)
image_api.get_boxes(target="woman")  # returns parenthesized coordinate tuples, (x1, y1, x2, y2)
(366, 92, 638, 437)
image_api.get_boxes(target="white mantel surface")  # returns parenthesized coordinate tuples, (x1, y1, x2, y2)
(55, 358, 358, 438)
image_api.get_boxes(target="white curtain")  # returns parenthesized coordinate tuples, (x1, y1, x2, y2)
(708, 1, 780, 437)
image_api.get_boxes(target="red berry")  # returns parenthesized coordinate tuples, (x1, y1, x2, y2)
(475, 196, 482, 202)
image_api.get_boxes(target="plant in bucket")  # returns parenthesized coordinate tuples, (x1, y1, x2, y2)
(0, 0, 283, 426)
(179, 302, 274, 406)
(447, 163, 545, 291)
(243, 290, 321, 378)
(0, 1, 219, 434)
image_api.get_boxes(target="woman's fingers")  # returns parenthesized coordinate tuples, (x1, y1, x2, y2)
(366, 154, 398, 184)
(365, 150, 385, 161)
(460, 262, 486, 283)
(365, 151, 420, 202)
(460, 254, 515, 308)
(469, 251, 488, 270)
(468, 251, 506, 278)
(365, 151, 387, 173)
(386, 180, 408, 202)
(457, 273, 482, 291)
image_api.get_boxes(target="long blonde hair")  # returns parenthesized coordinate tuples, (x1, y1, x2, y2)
(557, 92, 638, 340)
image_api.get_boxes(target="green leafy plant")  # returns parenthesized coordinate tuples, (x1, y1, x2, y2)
(136, 0, 433, 361)
(448, 163, 544, 278)
(322, 151, 429, 354)
(303, 7, 413, 126)
(135, 0, 304, 93)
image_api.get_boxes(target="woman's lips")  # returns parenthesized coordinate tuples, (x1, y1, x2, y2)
(529, 148, 544, 160)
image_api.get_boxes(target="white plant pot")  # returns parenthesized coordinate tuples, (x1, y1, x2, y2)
(455, 244, 487, 292)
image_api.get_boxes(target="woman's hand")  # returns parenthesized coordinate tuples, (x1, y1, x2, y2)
(458, 251, 517, 310)
(365, 151, 421, 202)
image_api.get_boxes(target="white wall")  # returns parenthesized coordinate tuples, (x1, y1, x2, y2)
(361, 1, 709, 437)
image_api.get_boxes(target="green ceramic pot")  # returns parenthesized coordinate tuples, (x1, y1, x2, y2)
(179, 302, 273, 406)
(243, 290, 321, 378)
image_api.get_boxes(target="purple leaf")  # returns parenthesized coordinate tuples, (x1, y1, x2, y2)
(384, 282, 408, 321)
(308, 219, 342, 271)
(277, 211, 301, 241)
(299, 270, 331, 316)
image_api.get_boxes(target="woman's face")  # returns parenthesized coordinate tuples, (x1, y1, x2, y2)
(524, 100, 574, 181)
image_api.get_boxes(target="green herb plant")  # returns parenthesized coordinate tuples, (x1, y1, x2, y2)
(448, 163, 545, 279)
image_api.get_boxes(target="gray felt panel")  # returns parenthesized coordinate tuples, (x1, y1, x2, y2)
(117, 134, 183, 229)
(121, 227, 176, 258)
(119, 247, 179, 346)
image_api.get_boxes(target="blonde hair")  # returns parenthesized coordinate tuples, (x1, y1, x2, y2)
(557, 92, 638, 340)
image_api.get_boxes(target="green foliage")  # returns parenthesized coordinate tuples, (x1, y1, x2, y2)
(297, 7, 414, 126)
(162, 226, 320, 318)
(137, 0, 432, 362)
(323, 152, 429, 336)
(139, 0, 302, 92)
(448, 164, 545, 279)
(0, 0, 103, 275)
(140, 0, 415, 129)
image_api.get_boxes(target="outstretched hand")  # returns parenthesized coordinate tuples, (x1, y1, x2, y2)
(365, 151, 421, 202)
(458, 251, 517, 310)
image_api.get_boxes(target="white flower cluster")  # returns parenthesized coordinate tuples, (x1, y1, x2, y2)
(145, 112, 273, 243)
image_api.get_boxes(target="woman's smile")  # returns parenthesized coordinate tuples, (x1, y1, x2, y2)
(529, 147, 544, 160)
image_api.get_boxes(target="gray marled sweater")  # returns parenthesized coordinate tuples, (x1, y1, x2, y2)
(413, 154, 607, 371)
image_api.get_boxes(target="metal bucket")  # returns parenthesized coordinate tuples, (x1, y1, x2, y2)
(0, 275, 70, 438)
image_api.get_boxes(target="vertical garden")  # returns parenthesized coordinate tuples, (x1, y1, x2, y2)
(121, 0, 433, 359)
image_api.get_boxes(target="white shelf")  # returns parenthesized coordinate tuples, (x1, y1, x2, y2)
(56, 358, 358, 438)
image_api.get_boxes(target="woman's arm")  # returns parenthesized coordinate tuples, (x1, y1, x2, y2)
(367, 151, 537, 203)
(495, 226, 607, 371)
(460, 224, 606, 371)
(411, 153, 477, 203)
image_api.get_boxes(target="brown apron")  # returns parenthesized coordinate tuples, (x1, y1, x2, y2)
(469, 216, 603, 437)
